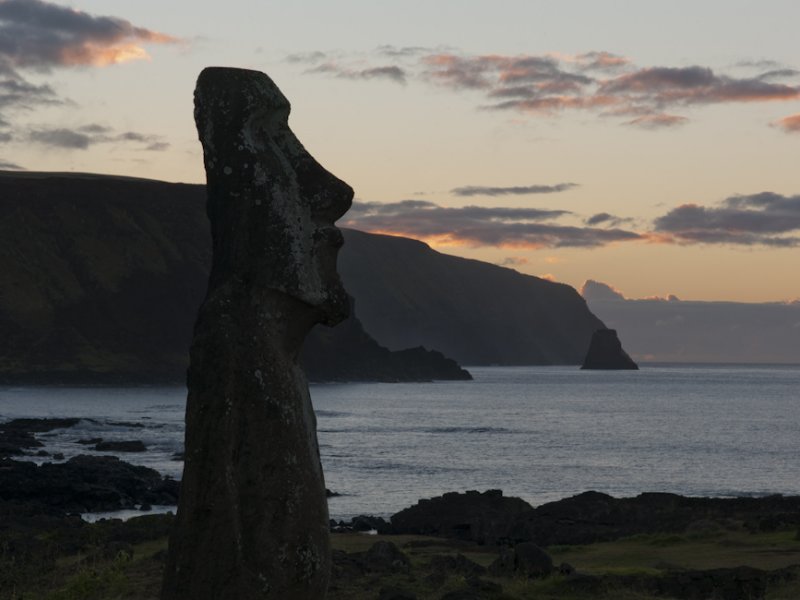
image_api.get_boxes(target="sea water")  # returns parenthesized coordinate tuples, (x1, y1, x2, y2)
(2, 364, 799, 521)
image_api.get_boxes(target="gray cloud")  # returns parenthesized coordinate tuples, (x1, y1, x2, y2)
(600, 66, 800, 105)
(625, 113, 689, 129)
(376, 45, 429, 58)
(308, 62, 406, 84)
(0, 158, 22, 169)
(285, 51, 326, 64)
(757, 69, 800, 81)
(342, 199, 643, 249)
(29, 127, 91, 149)
(0, 68, 60, 113)
(499, 256, 529, 267)
(575, 51, 630, 71)
(451, 183, 578, 197)
(28, 124, 170, 151)
(653, 192, 800, 246)
(0, 2, 179, 157)
(298, 49, 800, 130)
(585, 212, 633, 226)
(0, 0, 178, 70)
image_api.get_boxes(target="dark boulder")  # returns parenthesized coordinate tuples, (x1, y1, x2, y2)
(363, 541, 411, 573)
(580, 328, 638, 370)
(428, 553, 486, 577)
(489, 542, 552, 578)
(391, 489, 533, 545)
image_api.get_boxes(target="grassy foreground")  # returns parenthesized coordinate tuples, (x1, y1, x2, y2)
(2, 512, 800, 600)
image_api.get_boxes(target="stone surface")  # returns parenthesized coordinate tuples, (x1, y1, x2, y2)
(580, 328, 638, 370)
(390, 489, 533, 545)
(0, 418, 79, 458)
(0, 455, 178, 513)
(488, 543, 552, 578)
(93, 440, 147, 453)
(161, 67, 352, 600)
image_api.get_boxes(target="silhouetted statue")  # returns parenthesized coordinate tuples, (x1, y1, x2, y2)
(161, 67, 352, 600)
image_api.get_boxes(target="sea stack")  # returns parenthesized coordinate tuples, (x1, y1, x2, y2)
(581, 328, 638, 370)
(161, 68, 352, 600)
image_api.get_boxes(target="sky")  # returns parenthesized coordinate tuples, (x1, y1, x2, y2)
(1, 0, 798, 303)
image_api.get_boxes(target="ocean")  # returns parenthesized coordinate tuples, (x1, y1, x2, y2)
(2, 364, 799, 521)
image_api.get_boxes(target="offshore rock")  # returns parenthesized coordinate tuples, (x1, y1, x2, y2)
(580, 328, 638, 370)
(161, 68, 352, 600)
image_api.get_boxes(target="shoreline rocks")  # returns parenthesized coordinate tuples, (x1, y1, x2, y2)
(0, 455, 178, 513)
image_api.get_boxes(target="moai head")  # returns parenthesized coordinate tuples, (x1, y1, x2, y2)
(194, 67, 352, 325)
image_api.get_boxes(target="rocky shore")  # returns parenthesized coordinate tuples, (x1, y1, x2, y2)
(3, 418, 800, 599)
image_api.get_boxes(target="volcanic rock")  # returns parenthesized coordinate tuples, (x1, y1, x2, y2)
(390, 489, 533, 545)
(581, 328, 638, 370)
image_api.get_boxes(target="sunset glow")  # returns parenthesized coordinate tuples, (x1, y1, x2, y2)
(0, 0, 797, 302)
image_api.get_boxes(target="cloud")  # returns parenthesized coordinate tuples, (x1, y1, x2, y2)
(0, 157, 22, 169)
(27, 124, 170, 151)
(499, 256, 529, 266)
(585, 212, 633, 226)
(285, 51, 326, 64)
(376, 45, 430, 58)
(307, 62, 406, 84)
(451, 183, 578, 197)
(734, 59, 784, 70)
(773, 113, 800, 133)
(584, 283, 800, 363)
(342, 199, 643, 249)
(0, 0, 180, 70)
(298, 49, 800, 130)
(29, 127, 91, 149)
(653, 192, 800, 246)
(0, 1, 179, 158)
(574, 51, 630, 71)
(600, 66, 800, 105)
(0, 69, 60, 113)
(581, 280, 626, 301)
(625, 113, 689, 129)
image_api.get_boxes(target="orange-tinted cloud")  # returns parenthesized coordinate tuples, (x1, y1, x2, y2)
(0, 0, 180, 70)
(300, 49, 800, 131)
(773, 113, 800, 133)
(342, 200, 644, 249)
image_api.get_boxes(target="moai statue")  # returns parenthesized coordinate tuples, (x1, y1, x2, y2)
(161, 67, 352, 600)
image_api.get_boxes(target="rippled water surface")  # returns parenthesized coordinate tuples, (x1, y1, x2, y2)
(2, 364, 799, 520)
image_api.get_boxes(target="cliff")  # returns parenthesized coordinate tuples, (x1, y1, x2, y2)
(0, 171, 615, 382)
(338, 229, 606, 365)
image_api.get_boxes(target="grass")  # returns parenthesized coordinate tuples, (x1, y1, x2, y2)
(548, 530, 800, 574)
(2, 518, 800, 600)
